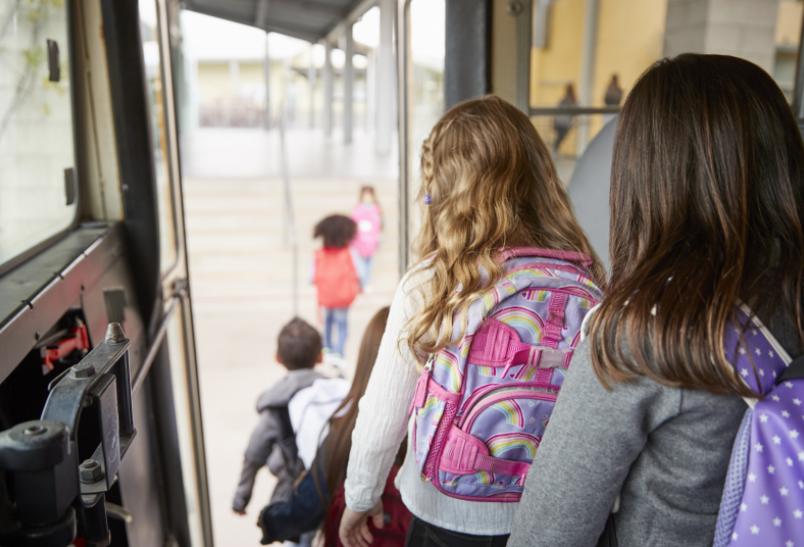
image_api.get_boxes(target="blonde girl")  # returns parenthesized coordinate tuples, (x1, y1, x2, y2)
(338, 95, 603, 547)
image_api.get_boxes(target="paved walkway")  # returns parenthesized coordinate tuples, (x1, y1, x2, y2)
(183, 127, 399, 546)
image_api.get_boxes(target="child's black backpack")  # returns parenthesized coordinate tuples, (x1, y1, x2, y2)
(258, 461, 326, 545)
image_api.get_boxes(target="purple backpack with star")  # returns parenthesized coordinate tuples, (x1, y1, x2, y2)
(713, 307, 804, 546)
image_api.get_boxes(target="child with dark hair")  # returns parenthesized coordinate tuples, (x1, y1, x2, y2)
(313, 214, 362, 358)
(232, 317, 325, 526)
(257, 307, 411, 547)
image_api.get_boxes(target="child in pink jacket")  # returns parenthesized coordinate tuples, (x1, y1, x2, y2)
(351, 186, 382, 288)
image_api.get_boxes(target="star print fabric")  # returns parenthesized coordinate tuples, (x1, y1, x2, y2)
(713, 309, 802, 546)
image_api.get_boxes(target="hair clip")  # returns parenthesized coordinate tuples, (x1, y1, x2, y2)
(423, 193, 432, 205)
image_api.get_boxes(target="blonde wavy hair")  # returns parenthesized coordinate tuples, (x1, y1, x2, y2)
(408, 95, 604, 362)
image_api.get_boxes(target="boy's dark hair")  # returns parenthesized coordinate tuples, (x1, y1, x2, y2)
(277, 318, 322, 370)
(313, 214, 357, 248)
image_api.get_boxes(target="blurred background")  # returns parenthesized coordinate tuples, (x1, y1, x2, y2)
(2, 0, 801, 545)
(153, 1, 802, 543)
(160, 6, 414, 544)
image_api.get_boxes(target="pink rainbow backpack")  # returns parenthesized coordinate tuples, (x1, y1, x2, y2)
(410, 247, 602, 501)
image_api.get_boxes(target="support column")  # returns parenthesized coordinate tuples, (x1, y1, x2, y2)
(375, 0, 395, 155)
(344, 24, 354, 145)
(447, 0, 491, 108)
(308, 45, 316, 128)
(228, 59, 240, 126)
(577, 0, 599, 155)
(263, 33, 271, 129)
(367, 50, 377, 134)
(663, 0, 780, 73)
(324, 41, 334, 137)
(514, 0, 533, 113)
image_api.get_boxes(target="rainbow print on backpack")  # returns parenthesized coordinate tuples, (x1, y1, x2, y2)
(410, 247, 602, 501)
(713, 306, 804, 546)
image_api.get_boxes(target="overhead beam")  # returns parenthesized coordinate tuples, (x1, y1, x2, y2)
(183, 2, 252, 27)
(187, 0, 375, 44)
(261, 23, 321, 43)
(323, 0, 377, 44)
(295, 0, 351, 19)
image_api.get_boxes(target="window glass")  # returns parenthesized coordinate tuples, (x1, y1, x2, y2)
(405, 0, 445, 256)
(530, 0, 803, 182)
(140, 0, 178, 273)
(0, 1, 76, 267)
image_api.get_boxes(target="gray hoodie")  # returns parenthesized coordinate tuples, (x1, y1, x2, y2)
(232, 368, 323, 513)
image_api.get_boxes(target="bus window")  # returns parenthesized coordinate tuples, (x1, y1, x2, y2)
(529, 0, 803, 183)
(401, 0, 445, 268)
(139, 0, 179, 275)
(0, 1, 76, 269)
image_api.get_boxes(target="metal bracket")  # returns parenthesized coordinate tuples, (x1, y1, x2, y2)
(0, 323, 135, 546)
(41, 322, 136, 494)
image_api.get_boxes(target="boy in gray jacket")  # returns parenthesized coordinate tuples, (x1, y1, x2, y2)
(232, 318, 324, 515)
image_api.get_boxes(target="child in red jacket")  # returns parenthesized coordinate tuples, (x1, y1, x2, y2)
(312, 214, 361, 358)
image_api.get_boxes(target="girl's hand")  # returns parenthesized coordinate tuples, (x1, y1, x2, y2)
(339, 502, 384, 547)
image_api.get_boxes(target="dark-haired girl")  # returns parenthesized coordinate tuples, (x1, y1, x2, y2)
(313, 214, 362, 358)
(509, 54, 803, 546)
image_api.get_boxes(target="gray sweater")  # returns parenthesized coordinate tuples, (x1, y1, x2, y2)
(509, 318, 801, 547)
(232, 368, 323, 512)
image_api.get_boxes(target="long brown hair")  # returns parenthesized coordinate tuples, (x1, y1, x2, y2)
(590, 54, 804, 396)
(321, 307, 392, 497)
(409, 95, 604, 361)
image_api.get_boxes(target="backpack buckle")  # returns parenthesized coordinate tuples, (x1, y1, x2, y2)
(410, 369, 431, 414)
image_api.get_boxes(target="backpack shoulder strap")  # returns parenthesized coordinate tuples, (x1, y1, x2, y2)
(265, 404, 301, 474)
(725, 307, 788, 408)
(778, 354, 804, 383)
(274, 376, 325, 461)
(271, 405, 294, 442)
(499, 246, 593, 267)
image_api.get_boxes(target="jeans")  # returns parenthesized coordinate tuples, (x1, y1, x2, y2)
(323, 307, 349, 356)
(355, 254, 373, 287)
(405, 517, 509, 547)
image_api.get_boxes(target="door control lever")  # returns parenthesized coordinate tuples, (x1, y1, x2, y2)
(0, 323, 136, 546)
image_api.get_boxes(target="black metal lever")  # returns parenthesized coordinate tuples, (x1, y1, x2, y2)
(0, 323, 136, 546)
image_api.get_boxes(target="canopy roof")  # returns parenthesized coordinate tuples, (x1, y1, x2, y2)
(183, 0, 368, 42)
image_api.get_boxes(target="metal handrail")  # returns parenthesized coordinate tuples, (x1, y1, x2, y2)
(132, 290, 181, 393)
(529, 105, 620, 116)
(278, 64, 299, 316)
